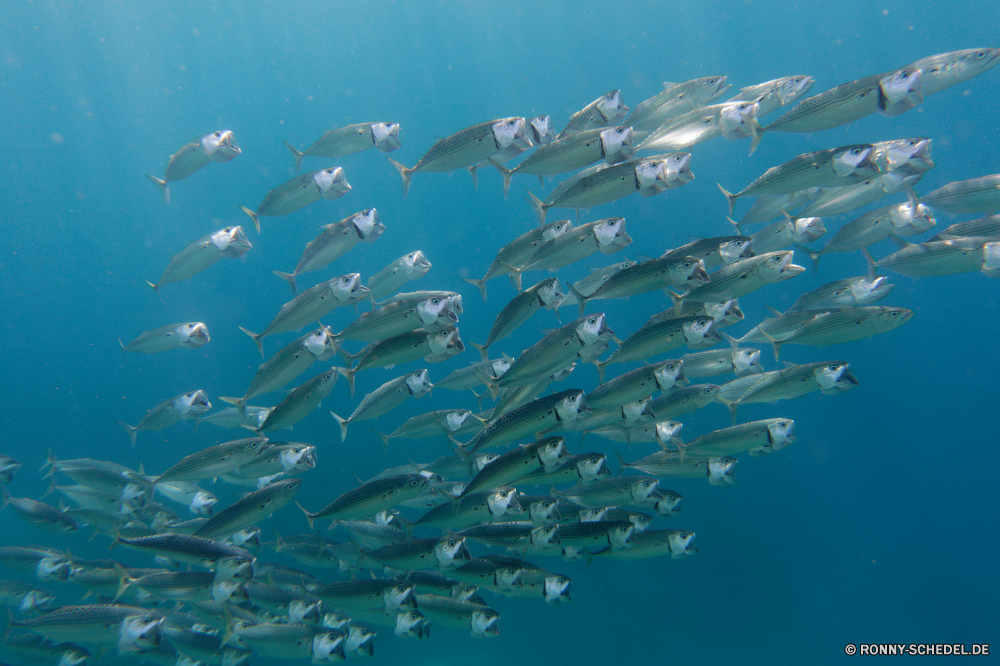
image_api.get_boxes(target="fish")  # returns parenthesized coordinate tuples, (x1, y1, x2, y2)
(337, 292, 456, 342)
(930, 213, 1000, 241)
(569, 255, 709, 315)
(388, 117, 530, 195)
(555, 258, 637, 309)
(735, 189, 818, 228)
(272, 208, 385, 294)
(146, 226, 251, 295)
(680, 346, 762, 378)
(0, 579, 56, 614)
(284, 121, 401, 171)
(153, 437, 272, 484)
(255, 368, 339, 432)
(415, 594, 500, 637)
(153, 481, 217, 516)
(616, 448, 738, 484)
(197, 406, 271, 431)
(906, 48, 1000, 96)
(558, 90, 629, 138)
(726, 75, 815, 117)
(919, 174, 1000, 216)
(330, 370, 433, 442)
(236, 623, 345, 662)
(636, 98, 762, 152)
(463, 219, 574, 300)
(117, 390, 211, 448)
(511, 219, 632, 289)
(493, 126, 635, 197)
(239, 273, 369, 357)
(374, 408, 483, 449)
(222, 442, 317, 482)
(146, 130, 240, 203)
(119, 322, 210, 354)
(461, 437, 570, 497)
(476, 114, 555, 178)
(594, 316, 719, 383)
(239, 167, 351, 233)
(788, 272, 896, 311)
(499, 315, 613, 388)
(719, 145, 880, 216)
(675, 251, 804, 306)
(718, 363, 857, 422)
(128, 571, 247, 604)
(436, 356, 513, 394)
(305, 578, 417, 614)
(875, 237, 1000, 278)
(586, 359, 686, 411)
(0, 633, 90, 665)
(339, 327, 464, 396)
(748, 214, 826, 255)
(681, 419, 796, 458)
(225, 326, 337, 408)
(804, 202, 935, 265)
(554, 476, 660, 509)
(471, 278, 564, 361)
(358, 536, 471, 572)
(193, 479, 301, 540)
(591, 528, 698, 560)
(626, 76, 732, 134)
(662, 236, 754, 270)
(366, 250, 433, 302)
(414, 488, 521, 529)
(527, 154, 693, 225)
(301, 475, 432, 530)
(1, 494, 81, 533)
(516, 453, 610, 487)
(755, 307, 914, 359)
(6, 604, 165, 649)
(466, 390, 588, 453)
(0, 454, 21, 483)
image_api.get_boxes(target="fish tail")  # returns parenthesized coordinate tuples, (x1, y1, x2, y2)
(387, 157, 412, 197)
(727, 403, 738, 425)
(720, 331, 738, 350)
(726, 216, 742, 235)
(239, 205, 261, 234)
(566, 282, 588, 317)
(717, 183, 737, 218)
(145, 174, 169, 204)
(749, 122, 765, 156)
(271, 270, 298, 296)
(145, 280, 165, 304)
(469, 387, 485, 412)
(336, 367, 357, 397)
(293, 504, 315, 531)
(334, 344, 354, 368)
(238, 326, 265, 359)
(611, 446, 631, 472)
(330, 411, 349, 443)
(499, 261, 524, 293)
(525, 191, 547, 226)
(667, 289, 686, 317)
(373, 430, 391, 453)
(462, 277, 488, 303)
(112, 563, 133, 602)
(594, 360, 607, 384)
(117, 420, 138, 448)
(283, 140, 305, 173)
(40, 448, 57, 475)
(470, 342, 489, 364)
(794, 243, 821, 272)
(490, 158, 513, 198)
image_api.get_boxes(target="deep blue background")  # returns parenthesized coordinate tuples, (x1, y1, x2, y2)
(2, 1, 998, 663)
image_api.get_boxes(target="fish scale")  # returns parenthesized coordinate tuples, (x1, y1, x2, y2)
(725, 145, 877, 202)
(555, 476, 657, 509)
(154, 437, 270, 483)
(627, 77, 731, 133)
(338, 297, 448, 342)
(9, 604, 163, 644)
(410, 120, 504, 171)
(877, 237, 995, 277)
(349, 328, 454, 374)
(764, 74, 885, 133)
(921, 175, 1000, 215)
(586, 360, 683, 410)
(464, 220, 573, 300)
(684, 419, 794, 457)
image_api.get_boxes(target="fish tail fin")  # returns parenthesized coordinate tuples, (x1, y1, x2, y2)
(330, 411, 349, 443)
(117, 421, 138, 448)
(720, 331, 738, 350)
(667, 289, 686, 317)
(145, 175, 170, 204)
(112, 563, 133, 602)
(387, 157, 412, 197)
(470, 342, 489, 364)
(469, 387, 485, 411)
(336, 367, 357, 397)
(717, 183, 737, 218)
(462, 277, 488, 303)
(749, 123, 765, 156)
(239, 205, 261, 234)
(373, 430, 391, 453)
(294, 503, 315, 531)
(490, 158, 513, 198)
(4, 604, 20, 638)
(727, 403, 738, 425)
(41, 448, 57, 475)
(144, 280, 165, 305)
(334, 344, 354, 368)
(594, 360, 608, 384)
(238, 326, 265, 359)
(499, 261, 524, 293)
(565, 282, 588, 316)
(726, 216, 742, 235)
(283, 140, 305, 173)
(794, 243, 821, 272)
(525, 191, 547, 226)
(271, 270, 298, 296)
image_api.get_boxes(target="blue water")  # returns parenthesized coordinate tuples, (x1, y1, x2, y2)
(2, 1, 999, 663)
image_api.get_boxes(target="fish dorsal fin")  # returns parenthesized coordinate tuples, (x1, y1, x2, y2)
(861, 247, 878, 279)
(661, 81, 677, 90)
(765, 305, 783, 317)
(782, 361, 798, 369)
(889, 236, 916, 249)
(687, 235, 704, 242)
(353, 471, 364, 485)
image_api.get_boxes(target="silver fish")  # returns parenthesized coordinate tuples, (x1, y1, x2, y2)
(330, 369, 433, 442)
(513, 218, 632, 289)
(120, 322, 209, 354)
(388, 117, 530, 195)
(146, 130, 240, 204)
(463, 219, 574, 300)
(677, 251, 803, 305)
(500, 314, 613, 388)
(117, 390, 211, 448)
(558, 90, 629, 139)
(416, 594, 500, 637)
(806, 202, 934, 264)
(726, 75, 815, 117)
(303, 474, 431, 527)
(472, 278, 563, 361)
(919, 174, 1000, 216)
(749, 215, 826, 255)
(762, 307, 913, 359)
(366, 250, 433, 302)
(594, 316, 719, 383)
(461, 437, 570, 497)
(374, 408, 483, 449)
(146, 226, 251, 295)
(680, 347, 762, 378)
(153, 437, 272, 484)
(876, 236, 1000, 277)
(637, 98, 762, 151)
(193, 479, 301, 540)
(906, 48, 1000, 96)
(467, 389, 588, 453)
(586, 359, 686, 411)
(339, 327, 463, 395)
(662, 236, 754, 270)
(3, 495, 81, 533)
(684, 419, 796, 458)
(718, 363, 857, 422)
(240, 167, 351, 233)
(256, 368, 339, 432)
(626, 76, 731, 134)
(569, 255, 709, 315)
(226, 326, 337, 408)
(272, 208, 385, 294)
(237, 623, 344, 662)
(284, 121, 401, 171)
(338, 292, 454, 342)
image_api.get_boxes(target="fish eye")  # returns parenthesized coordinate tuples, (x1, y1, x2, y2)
(214, 131, 222, 137)
(977, 51, 987, 58)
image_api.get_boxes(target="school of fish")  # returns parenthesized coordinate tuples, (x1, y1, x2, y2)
(1, 47, 998, 665)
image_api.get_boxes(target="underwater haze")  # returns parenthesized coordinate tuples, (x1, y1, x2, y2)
(2, 1, 999, 664)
